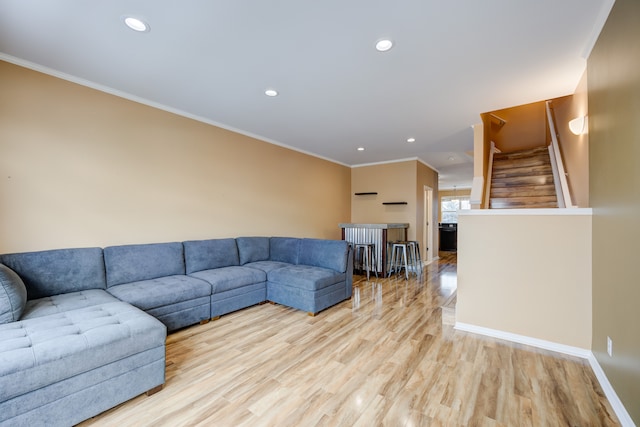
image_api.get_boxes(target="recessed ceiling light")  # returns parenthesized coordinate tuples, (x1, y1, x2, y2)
(264, 89, 278, 97)
(375, 39, 393, 52)
(357, 147, 365, 151)
(123, 16, 150, 32)
(407, 137, 416, 143)
(448, 156, 455, 161)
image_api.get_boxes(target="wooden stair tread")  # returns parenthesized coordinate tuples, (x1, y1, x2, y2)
(492, 175, 555, 187)
(491, 202, 558, 209)
(492, 165, 552, 179)
(489, 145, 558, 209)
(492, 156, 551, 170)
(493, 146, 548, 159)
(490, 196, 558, 209)
(490, 185, 556, 197)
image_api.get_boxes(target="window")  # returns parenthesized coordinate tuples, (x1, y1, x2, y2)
(441, 196, 470, 223)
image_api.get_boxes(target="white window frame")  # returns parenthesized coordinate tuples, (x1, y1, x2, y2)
(441, 196, 470, 224)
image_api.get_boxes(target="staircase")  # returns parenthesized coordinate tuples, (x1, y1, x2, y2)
(490, 146, 558, 209)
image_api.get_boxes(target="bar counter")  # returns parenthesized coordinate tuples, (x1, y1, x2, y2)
(339, 223, 409, 277)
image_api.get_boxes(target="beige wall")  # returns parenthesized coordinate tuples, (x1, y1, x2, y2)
(0, 61, 351, 253)
(351, 160, 438, 260)
(485, 101, 548, 153)
(457, 210, 592, 349)
(588, 0, 640, 421)
(551, 87, 590, 208)
(351, 161, 416, 229)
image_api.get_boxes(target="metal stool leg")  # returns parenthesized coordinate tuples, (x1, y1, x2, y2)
(355, 243, 378, 281)
(362, 245, 370, 280)
(407, 241, 417, 276)
(369, 244, 378, 278)
(400, 244, 409, 280)
(387, 243, 397, 277)
(414, 241, 423, 276)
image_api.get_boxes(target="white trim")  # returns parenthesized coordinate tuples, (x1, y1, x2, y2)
(0, 54, 351, 167)
(458, 208, 592, 216)
(351, 156, 440, 173)
(416, 158, 441, 173)
(423, 185, 435, 265)
(455, 322, 636, 426)
(454, 322, 591, 358)
(439, 185, 472, 191)
(587, 354, 637, 427)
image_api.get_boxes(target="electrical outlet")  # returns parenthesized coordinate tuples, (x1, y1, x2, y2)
(607, 336, 613, 357)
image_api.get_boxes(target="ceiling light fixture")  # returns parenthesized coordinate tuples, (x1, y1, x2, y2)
(123, 16, 150, 32)
(264, 89, 278, 97)
(375, 39, 393, 52)
(569, 116, 588, 135)
(407, 137, 416, 143)
(357, 147, 365, 151)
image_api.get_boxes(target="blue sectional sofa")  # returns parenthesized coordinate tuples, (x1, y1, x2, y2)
(0, 237, 352, 426)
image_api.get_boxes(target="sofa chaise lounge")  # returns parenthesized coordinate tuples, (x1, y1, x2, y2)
(0, 236, 352, 426)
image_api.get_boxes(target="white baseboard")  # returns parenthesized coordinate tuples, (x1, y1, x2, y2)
(587, 353, 636, 427)
(454, 322, 591, 358)
(454, 322, 636, 426)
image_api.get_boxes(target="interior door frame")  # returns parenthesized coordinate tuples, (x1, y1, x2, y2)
(423, 185, 435, 264)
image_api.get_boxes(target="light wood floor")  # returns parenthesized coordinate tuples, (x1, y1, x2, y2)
(79, 253, 619, 426)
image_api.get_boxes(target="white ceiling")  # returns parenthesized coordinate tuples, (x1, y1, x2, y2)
(0, 0, 614, 189)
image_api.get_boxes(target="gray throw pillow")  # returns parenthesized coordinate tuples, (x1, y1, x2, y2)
(0, 263, 28, 324)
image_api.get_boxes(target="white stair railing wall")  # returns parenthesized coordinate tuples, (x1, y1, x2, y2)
(545, 101, 573, 208)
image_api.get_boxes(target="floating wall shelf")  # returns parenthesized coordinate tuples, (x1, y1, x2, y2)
(354, 192, 378, 196)
(382, 202, 408, 205)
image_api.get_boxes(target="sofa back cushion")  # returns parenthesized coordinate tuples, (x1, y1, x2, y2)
(298, 239, 349, 272)
(183, 238, 239, 274)
(269, 237, 301, 265)
(236, 237, 270, 265)
(0, 264, 27, 324)
(104, 242, 184, 287)
(0, 247, 106, 299)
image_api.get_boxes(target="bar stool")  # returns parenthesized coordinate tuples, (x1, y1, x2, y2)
(354, 243, 378, 281)
(387, 242, 410, 280)
(405, 240, 423, 277)
(387, 241, 422, 279)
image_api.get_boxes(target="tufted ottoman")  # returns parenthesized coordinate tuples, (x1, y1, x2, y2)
(0, 300, 166, 427)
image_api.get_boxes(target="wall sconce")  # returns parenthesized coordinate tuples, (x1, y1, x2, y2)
(569, 116, 588, 135)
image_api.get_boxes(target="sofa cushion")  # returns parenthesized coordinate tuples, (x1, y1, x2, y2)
(106, 275, 211, 311)
(0, 248, 106, 299)
(236, 237, 270, 265)
(190, 266, 266, 293)
(298, 239, 349, 272)
(267, 265, 345, 291)
(0, 264, 27, 324)
(183, 238, 239, 274)
(244, 260, 292, 273)
(21, 289, 120, 320)
(270, 237, 301, 264)
(104, 242, 184, 287)
(0, 301, 166, 403)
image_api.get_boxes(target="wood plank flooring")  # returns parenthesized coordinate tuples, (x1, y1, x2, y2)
(79, 253, 619, 426)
